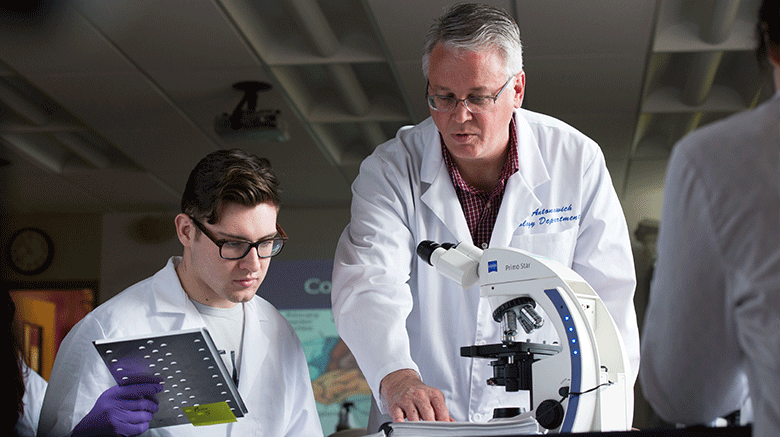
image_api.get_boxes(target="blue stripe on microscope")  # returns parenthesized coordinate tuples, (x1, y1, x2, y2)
(544, 288, 580, 433)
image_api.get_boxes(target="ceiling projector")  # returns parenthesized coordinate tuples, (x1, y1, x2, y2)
(214, 81, 289, 142)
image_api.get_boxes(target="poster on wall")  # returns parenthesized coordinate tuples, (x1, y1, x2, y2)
(23, 322, 43, 374)
(258, 259, 371, 435)
(10, 289, 94, 380)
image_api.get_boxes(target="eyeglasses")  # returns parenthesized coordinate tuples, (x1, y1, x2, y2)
(427, 76, 514, 113)
(189, 216, 288, 260)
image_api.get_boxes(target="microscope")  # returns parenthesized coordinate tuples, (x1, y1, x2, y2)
(416, 240, 632, 433)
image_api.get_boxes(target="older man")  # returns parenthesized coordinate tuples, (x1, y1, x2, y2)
(332, 3, 639, 431)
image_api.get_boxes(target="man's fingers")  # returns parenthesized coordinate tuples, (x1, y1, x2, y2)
(431, 395, 451, 422)
(391, 398, 425, 422)
(116, 405, 156, 424)
(116, 382, 163, 400)
(415, 389, 450, 421)
(390, 392, 448, 422)
(381, 370, 452, 422)
(416, 401, 436, 421)
(389, 406, 407, 422)
(120, 397, 160, 414)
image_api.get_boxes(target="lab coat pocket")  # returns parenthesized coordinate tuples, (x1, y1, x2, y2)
(509, 226, 577, 267)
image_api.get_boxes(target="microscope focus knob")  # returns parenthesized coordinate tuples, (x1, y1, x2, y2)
(491, 297, 536, 322)
(536, 399, 565, 430)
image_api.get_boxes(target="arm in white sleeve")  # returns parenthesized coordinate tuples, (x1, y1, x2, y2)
(331, 153, 419, 410)
(730, 175, 780, 436)
(643, 101, 780, 433)
(640, 148, 747, 424)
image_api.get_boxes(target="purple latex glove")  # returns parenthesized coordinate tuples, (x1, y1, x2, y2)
(72, 378, 162, 437)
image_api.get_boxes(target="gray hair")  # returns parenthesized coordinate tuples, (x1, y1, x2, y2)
(422, 3, 523, 79)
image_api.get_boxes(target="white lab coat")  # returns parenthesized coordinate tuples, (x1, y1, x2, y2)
(38, 257, 323, 437)
(641, 92, 780, 437)
(15, 363, 47, 437)
(332, 109, 639, 427)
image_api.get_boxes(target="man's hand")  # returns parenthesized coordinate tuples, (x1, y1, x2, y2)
(72, 379, 162, 437)
(380, 368, 453, 422)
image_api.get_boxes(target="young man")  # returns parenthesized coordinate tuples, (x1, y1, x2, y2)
(332, 3, 639, 430)
(38, 149, 323, 436)
(641, 1, 780, 436)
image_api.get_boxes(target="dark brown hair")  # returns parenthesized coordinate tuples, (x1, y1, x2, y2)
(3, 290, 24, 434)
(757, 0, 779, 69)
(181, 149, 281, 225)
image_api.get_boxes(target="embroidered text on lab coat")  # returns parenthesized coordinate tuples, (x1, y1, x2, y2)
(519, 204, 581, 228)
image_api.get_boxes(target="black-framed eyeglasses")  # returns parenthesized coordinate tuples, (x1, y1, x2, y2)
(426, 76, 514, 113)
(189, 216, 288, 260)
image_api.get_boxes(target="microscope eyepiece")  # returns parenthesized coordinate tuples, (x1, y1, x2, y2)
(416, 240, 455, 265)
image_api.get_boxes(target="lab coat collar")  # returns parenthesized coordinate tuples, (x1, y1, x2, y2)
(512, 109, 551, 189)
(148, 256, 208, 330)
(420, 119, 471, 243)
(237, 298, 269, 394)
(490, 111, 549, 246)
(420, 111, 551, 245)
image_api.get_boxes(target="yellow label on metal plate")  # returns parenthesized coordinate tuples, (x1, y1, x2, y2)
(183, 402, 237, 426)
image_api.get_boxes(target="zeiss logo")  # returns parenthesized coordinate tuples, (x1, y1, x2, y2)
(488, 260, 498, 273)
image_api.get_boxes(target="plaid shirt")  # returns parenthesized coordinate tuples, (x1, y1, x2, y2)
(442, 118, 520, 249)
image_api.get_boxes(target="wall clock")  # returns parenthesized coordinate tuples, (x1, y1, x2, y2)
(7, 227, 54, 275)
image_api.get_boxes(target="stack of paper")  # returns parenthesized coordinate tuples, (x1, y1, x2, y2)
(382, 411, 542, 436)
